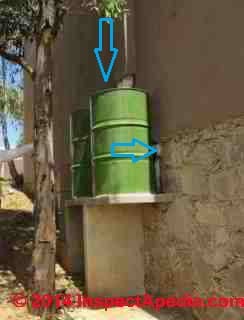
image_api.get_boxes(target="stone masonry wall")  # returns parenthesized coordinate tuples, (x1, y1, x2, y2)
(143, 116, 244, 320)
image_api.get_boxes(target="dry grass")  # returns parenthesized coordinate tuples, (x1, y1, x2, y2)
(1, 183, 33, 212)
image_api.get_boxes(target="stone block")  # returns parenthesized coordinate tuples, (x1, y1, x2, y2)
(185, 143, 219, 168)
(191, 249, 213, 292)
(191, 223, 215, 258)
(210, 246, 233, 272)
(166, 198, 195, 243)
(229, 229, 244, 257)
(237, 165, 244, 196)
(215, 227, 229, 246)
(223, 133, 244, 166)
(222, 261, 244, 296)
(223, 200, 244, 229)
(209, 168, 240, 200)
(168, 246, 194, 295)
(180, 166, 209, 196)
(195, 202, 226, 226)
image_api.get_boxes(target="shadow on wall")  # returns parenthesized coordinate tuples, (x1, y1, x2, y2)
(150, 88, 161, 144)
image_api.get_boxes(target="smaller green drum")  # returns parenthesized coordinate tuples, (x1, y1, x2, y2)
(70, 109, 92, 197)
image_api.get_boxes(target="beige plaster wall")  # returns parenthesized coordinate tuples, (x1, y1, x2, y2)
(134, 0, 244, 136)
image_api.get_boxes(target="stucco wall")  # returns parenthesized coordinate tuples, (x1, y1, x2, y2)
(133, 3, 244, 318)
(134, 0, 244, 135)
(144, 116, 244, 320)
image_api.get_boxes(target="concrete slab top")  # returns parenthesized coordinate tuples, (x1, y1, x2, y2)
(65, 193, 175, 207)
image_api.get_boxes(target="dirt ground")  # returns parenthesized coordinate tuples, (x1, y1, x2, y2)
(0, 186, 82, 320)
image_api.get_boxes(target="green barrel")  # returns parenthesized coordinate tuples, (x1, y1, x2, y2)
(70, 109, 92, 198)
(91, 88, 156, 196)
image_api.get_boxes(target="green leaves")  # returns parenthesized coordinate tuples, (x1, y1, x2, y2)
(99, 0, 127, 18)
(81, 0, 127, 19)
(2, 87, 23, 120)
(0, 58, 23, 121)
(0, 0, 37, 41)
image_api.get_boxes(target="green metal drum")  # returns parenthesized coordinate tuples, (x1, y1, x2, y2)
(91, 88, 156, 196)
(70, 109, 92, 197)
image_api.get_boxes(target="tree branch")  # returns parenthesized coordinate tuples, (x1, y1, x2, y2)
(0, 48, 35, 80)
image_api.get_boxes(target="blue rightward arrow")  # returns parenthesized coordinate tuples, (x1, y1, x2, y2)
(94, 17, 119, 83)
(110, 138, 157, 163)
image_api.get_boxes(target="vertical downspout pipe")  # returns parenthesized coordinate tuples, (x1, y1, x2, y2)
(123, 10, 129, 74)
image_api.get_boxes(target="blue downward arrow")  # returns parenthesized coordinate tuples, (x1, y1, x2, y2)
(94, 18, 119, 83)
(110, 138, 157, 163)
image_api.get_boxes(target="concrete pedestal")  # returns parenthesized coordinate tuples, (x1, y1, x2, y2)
(83, 204, 145, 297)
(65, 194, 174, 297)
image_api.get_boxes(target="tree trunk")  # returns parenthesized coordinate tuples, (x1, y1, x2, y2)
(29, 30, 56, 316)
(0, 116, 23, 189)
